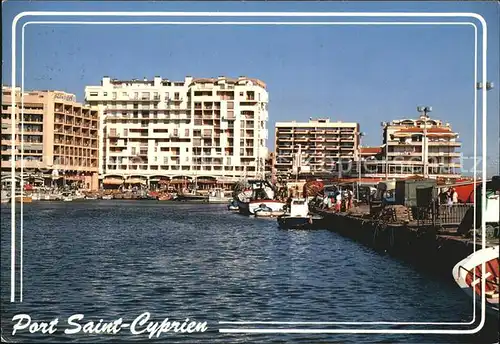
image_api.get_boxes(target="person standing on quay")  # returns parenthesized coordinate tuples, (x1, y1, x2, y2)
(447, 189, 454, 213)
(452, 188, 459, 204)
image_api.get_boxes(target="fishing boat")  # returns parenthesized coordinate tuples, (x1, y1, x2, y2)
(101, 194, 114, 200)
(176, 191, 208, 202)
(208, 188, 231, 204)
(236, 180, 286, 215)
(277, 198, 324, 230)
(452, 245, 499, 318)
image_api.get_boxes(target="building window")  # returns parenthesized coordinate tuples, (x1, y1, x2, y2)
(103, 92, 108, 96)
(185, 129, 189, 137)
(90, 92, 98, 96)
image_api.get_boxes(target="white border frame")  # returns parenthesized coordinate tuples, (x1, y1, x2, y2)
(9, 11, 488, 335)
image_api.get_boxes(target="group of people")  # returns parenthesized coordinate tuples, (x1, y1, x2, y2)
(439, 187, 459, 207)
(316, 189, 355, 212)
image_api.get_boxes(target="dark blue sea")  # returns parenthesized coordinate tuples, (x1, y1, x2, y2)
(1, 201, 498, 343)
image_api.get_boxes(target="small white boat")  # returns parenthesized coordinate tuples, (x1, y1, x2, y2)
(1, 190, 9, 204)
(227, 199, 239, 211)
(277, 198, 324, 230)
(452, 245, 499, 318)
(62, 197, 73, 202)
(73, 192, 86, 200)
(209, 188, 232, 204)
(101, 195, 113, 200)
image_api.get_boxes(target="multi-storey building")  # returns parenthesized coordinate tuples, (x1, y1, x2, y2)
(1, 86, 99, 190)
(84, 76, 268, 188)
(274, 118, 360, 179)
(363, 111, 462, 180)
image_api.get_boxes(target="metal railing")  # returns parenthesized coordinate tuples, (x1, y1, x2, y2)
(438, 203, 472, 226)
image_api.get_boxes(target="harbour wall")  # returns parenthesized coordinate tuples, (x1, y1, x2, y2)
(315, 210, 484, 278)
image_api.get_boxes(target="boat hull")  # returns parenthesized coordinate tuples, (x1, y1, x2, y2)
(238, 200, 286, 215)
(277, 215, 325, 230)
(176, 195, 208, 202)
(254, 210, 285, 218)
(11, 196, 33, 203)
(452, 246, 499, 319)
(208, 196, 232, 204)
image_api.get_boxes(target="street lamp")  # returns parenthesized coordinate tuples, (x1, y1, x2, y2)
(356, 132, 365, 200)
(476, 82, 494, 90)
(417, 106, 432, 178)
(476, 81, 496, 175)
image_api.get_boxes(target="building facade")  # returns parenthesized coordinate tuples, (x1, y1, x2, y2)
(1, 86, 100, 190)
(274, 118, 360, 179)
(84, 76, 268, 187)
(362, 112, 462, 180)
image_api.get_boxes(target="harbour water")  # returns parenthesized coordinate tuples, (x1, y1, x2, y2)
(1, 201, 498, 343)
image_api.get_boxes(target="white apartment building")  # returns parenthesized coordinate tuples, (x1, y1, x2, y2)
(85, 76, 268, 185)
(275, 118, 360, 179)
(363, 111, 462, 180)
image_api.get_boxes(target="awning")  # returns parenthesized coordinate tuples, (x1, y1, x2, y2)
(103, 178, 124, 185)
(125, 178, 146, 184)
(196, 179, 217, 184)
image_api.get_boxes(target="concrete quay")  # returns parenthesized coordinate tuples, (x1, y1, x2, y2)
(314, 208, 499, 278)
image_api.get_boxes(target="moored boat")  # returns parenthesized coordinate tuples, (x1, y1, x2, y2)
(176, 193, 208, 202)
(254, 204, 285, 218)
(208, 188, 231, 204)
(227, 199, 239, 211)
(1, 190, 10, 203)
(277, 198, 324, 230)
(452, 245, 499, 318)
(236, 180, 286, 215)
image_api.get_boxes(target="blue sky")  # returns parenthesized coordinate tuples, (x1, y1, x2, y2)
(2, 1, 499, 177)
